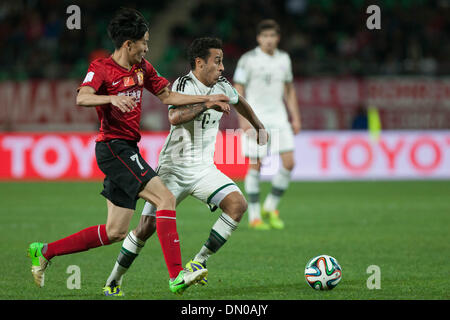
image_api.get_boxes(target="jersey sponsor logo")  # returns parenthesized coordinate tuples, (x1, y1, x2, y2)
(201, 113, 211, 129)
(82, 71, 94, 83)
(123, 76, 135, 87)
(117, 90, 141, 103)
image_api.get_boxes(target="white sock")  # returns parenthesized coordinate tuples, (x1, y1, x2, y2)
(263, 166, 291, 212)
(105, 231, 145, 286)
(194, 213, 238, 265)
(245, 168, 261, 222)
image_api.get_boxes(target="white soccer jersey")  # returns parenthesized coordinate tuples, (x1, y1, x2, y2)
(158, 71, 239, 170)
(233, 47, 293, 127)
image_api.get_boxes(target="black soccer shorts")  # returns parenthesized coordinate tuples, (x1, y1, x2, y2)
(95, 139, 157, 209)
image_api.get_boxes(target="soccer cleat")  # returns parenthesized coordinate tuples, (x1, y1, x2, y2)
(27, 242, 49, 287)
(249, 219, 270, 230)
(103, 280, 124, 297)
(169, 268, 208, 295)
(185, 260, 208, 285)
(262, 209, 285, 229)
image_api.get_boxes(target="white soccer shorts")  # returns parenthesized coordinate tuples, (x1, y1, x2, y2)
(241, 124, 295, 159)
(141, 164, 242, 216)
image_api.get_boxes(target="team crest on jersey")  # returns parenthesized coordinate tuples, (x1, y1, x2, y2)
(123, 76, 135, 87)
(136, 71, 144, 86)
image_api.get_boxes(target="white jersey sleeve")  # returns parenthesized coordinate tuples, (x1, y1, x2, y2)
(217, 76, 239, 105)
(168, 74, 196, 109)
(233, 54, 250, 86)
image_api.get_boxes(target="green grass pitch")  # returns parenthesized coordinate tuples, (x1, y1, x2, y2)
(0, 180, 449, 300)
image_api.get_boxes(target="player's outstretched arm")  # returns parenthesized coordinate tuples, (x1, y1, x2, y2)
(234, 83, 252, 132)
(284, 82, 301, 134)
(234, 94, 268, 145)
(156, 86, 229, 106)
(76, 86, 136, 113)
(168, 101, 230, 126)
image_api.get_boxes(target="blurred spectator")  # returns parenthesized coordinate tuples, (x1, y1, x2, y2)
(351, 105, 368, 130)
(0, 0, 449, 80)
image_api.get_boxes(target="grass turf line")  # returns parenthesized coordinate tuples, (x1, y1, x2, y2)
(0, 180, 449, 300)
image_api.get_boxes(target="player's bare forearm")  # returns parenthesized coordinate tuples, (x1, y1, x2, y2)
(157, 86, 229, 106)
(168, 99, 231, 125)
(233, 84, 251, 130)
(76, 87, 111, 106)
(234, 95, 265, 131)
(168, 103, 208, 125)
(234, 83, 245, 97)
(284, 82, 301, 123)
(76, 86, 136, 113)
(284, 82, 301, 133)
(237, 113, 252, 132)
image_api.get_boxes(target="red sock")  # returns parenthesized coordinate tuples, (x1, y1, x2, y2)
(156, 210, 183, 279)
(43, 224, 110, 260)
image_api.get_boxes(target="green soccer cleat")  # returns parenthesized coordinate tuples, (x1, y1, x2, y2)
(103, 280, 124, 297)
(249, 219, 271, 231)
(262, 209, 285, 229)
(169, 268, 208, 295)
(185, 260, 208, 285)
(27, 242, 49, 287)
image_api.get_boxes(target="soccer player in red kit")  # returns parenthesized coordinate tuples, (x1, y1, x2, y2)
(27, 8, 230, 295)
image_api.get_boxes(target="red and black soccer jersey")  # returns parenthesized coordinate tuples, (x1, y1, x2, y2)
(79, 56, 170, 142)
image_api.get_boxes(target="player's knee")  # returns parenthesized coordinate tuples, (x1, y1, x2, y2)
(249, 161, 262, 172)
(282, 158, 295, 171)
(106, 228, 128, 243)
(223, 195, 247, 222)
(159, 191, 176, 209)
(238, 197, 248, 214)
(284, 162, 294, 172)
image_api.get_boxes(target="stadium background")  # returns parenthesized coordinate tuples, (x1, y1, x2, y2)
(1, 0, 449, 180)
(0, 0, 449, 301)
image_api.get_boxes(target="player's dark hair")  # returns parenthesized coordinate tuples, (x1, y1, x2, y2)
(188, 37, 223, 69)
(256, 19, 280, 35)
(107, 8, 149, 49)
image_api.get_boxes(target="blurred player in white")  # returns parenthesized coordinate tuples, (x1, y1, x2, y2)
(233, 19, 301, 230)
(104, 37, 268, 294)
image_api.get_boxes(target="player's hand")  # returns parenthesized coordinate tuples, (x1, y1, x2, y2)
(207, 94, 230, 103)
(206, 101, 231, 115)
(110, 95, 137, 113)
(257, 128, 269, 146)
(291, 119, 301, 135)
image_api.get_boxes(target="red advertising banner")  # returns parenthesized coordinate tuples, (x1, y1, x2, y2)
(1, 131, 449, 181)
(0, 132, 248, 180)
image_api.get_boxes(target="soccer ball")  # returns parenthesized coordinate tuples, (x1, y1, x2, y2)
(304, 254, 342, 290)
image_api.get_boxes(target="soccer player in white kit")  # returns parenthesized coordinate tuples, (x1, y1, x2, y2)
(103, 37, 268, 294)
(233, 20, 301, 230)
